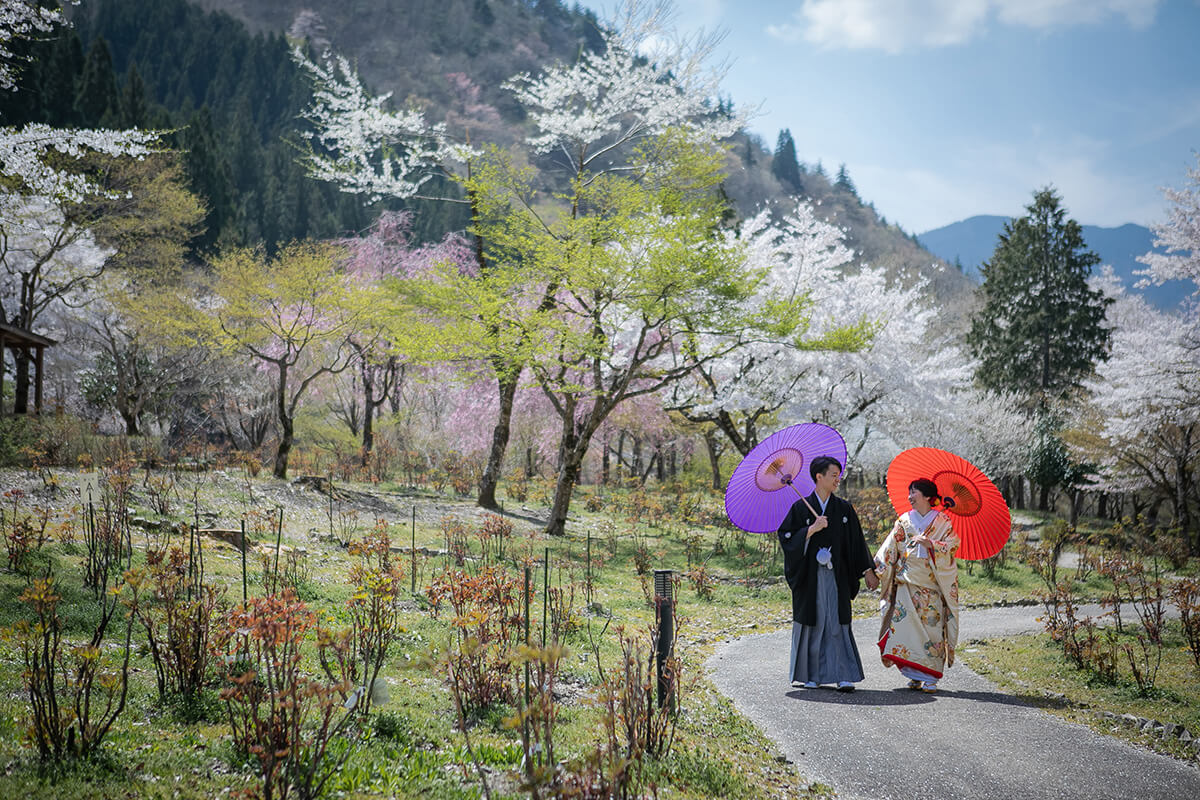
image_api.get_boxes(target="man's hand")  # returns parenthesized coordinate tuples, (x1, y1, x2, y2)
(807, 516, 828, 537)
(863, 568, 879, 591)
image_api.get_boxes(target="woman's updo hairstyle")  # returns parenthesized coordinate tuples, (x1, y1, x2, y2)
(908, 478, 940, 504)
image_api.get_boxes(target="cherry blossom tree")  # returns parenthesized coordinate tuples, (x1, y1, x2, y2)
(293, 0, 743, 514)
(666, 201, 874, 464)
(1, 1, 163, 414)
(0, 191, 110, 411)
(1088, 271, 1200, 545)
(1, 1, 158, 204)
(336, 211, 474, 464)
(179, 242, 373, 479)
(1138, 152, 1200, 302)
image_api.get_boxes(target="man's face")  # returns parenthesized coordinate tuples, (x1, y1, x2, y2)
(814, 464, 841, 495)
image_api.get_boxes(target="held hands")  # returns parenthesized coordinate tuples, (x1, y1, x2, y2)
(806, 515, 828, 538)
(863, 568, 880, 591)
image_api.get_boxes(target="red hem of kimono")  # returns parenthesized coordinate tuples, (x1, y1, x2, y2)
(877, 630, 943, 679)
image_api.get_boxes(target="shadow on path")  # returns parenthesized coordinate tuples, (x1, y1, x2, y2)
(708, 617, 1200, 800)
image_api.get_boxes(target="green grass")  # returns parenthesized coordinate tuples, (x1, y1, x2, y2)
(0, 467, 1194, 798)
(961, 621, 1200, 760)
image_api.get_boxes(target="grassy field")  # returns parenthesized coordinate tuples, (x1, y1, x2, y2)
(0, 466, 1195, 798)
(962, 622, 1200, 762)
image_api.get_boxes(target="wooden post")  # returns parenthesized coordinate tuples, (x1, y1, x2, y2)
(33, 344, 43, 415)
(542, 546, 549, 647)
(240, 519, 248, 603)
(273, 507, 283, 586)
(0, 333, 6, 416)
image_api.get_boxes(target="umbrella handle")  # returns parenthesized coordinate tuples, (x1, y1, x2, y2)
(785, 481, 821, 521)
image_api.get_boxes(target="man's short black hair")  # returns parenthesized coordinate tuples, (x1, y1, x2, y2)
(809, 455, 843, 481)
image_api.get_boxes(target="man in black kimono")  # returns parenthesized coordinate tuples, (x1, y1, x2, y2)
(777, 455, 878, 691)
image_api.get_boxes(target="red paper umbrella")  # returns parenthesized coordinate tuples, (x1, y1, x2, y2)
(724, 423, 847, 533)
(886, 447, 1011, 560)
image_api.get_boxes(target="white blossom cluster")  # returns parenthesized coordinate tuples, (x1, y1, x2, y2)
(1137, 152, 1200, 298)
(0, 0, 69, 91)
(0, 191, 113, 328)
(0, 123, 156, 207)
(294, 48, 473, 202)
(295, 1, 739, 200)
(503, 13, 740, 168)
(1, 2, 159, 209)
(1085, 270, 1200, 494)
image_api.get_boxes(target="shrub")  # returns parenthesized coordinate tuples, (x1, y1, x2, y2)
(685, 561, 715, 601)
(132, 546, 225, 702)
(426, 566, 526, 713)
(320, 522, 406, 716)
(478, 513, 513, 562)
(217, 591, 355, 800)
(1169, 578, 1200, 670)
(440, 515, 469, 566)
(3, 489, 54, 574)
(2, 573, 135, 762)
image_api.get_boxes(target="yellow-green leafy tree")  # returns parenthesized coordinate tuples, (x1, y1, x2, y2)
(184, 241, 375, 478)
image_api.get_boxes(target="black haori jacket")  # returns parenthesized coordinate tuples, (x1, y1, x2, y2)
(777, 493, 875, 626)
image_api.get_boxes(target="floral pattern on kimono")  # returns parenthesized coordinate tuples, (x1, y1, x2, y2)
(874, 511, 961, 680)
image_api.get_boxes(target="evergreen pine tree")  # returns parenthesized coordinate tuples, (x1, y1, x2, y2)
(474, 0, 496, 26)
(966, 187, 1111, 407)
(75, 36, 120, 125)
(119, 63, 149, 128)
(771, 128, 803, 194)
(835, 162, 857, 196)
(179, 106, 236, 251)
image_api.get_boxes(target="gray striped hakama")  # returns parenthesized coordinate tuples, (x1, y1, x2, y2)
(789, 566, 865, 685)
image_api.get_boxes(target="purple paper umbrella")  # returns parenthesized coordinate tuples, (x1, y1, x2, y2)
(723, 422, 848, 533)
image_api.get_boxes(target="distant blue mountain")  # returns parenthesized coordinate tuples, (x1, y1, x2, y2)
(918, 215, 1190, 310)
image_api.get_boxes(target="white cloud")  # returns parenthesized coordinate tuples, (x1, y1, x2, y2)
(767, 0, 1161, 53)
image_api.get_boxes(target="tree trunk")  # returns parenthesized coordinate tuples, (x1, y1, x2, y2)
(478, 373, 519, 510)
(360, 366, 375, 467)
(704, 430, 723, 491)
(1014, 476, 1025, 510)
(274, 414, 293, 479)
(360, 402, 374, 468)
(1038, 483, 1050, 512)
(546, 432, 586, 537)
(273, 364, 291, 480)
(615, 430, 625, 483)
(601, 429, 611, 485)
(1175, 449, 1192, 544)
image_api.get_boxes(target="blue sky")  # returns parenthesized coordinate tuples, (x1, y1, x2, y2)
(579, 0, 1200, 234)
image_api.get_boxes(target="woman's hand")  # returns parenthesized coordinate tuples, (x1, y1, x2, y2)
(911, 534, 933, 548)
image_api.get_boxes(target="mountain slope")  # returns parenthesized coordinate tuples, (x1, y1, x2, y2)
(918, 216, 1188, 310)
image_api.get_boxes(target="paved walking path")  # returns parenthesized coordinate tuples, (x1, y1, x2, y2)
(707, 605, 1200, 800)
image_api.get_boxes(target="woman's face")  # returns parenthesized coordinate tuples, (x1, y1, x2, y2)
(909, 485, 934, 513)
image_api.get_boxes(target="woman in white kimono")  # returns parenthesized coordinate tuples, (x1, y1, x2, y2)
(874, 478, 960, 693)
